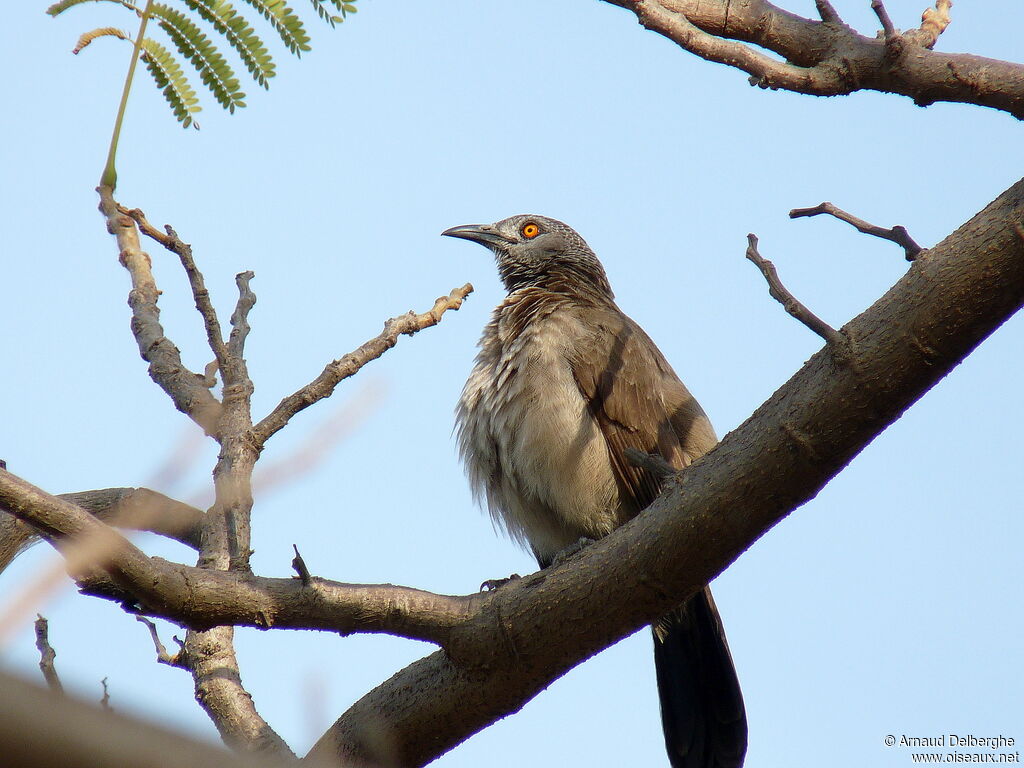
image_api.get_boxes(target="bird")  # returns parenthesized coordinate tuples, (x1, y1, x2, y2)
(443, 214, 747, 768)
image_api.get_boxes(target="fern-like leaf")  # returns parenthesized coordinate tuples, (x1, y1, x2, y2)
(73, 26, 131, 54)
(180, 0, 276, 88)
(240, 0, 311, 55)
(48, 0, 137, 17)
(140, 37, 201, 127)
(151, 3, 246, 112)
(308, 0, 336, 28)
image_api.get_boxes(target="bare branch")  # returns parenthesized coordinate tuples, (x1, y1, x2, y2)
(100, 678, 111, 711)
(871, 1, 896, 38)
(121, 205, 232, 371)
(603, 0, 1024, 119)
(252, 283, 473, 449)
(906, 0, 953, 49)
(186, 625, 295, 756)
(745, 234, 844, 345)
(2, 487, 204, 574)
(291, 544, 311, 586)
(814, 0, 840, 24)
(630, 1, 847, 96)
(136, 616, 184, 667)
(98, 187, 223, 434)
(0, 467, 476, 644)
(34, 615, 64, 694)
(227, 271, 257, 360)
(1, 670, 300, 768)
(790, 201, 924, 260)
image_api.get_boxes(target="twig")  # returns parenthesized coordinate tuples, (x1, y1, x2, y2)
(119, 204, 172, 247)
(871, 0, 896, 38)
(814, 0, 840, 24)
(251, 283, 474, 449)
(99, 188, 222, 434)
(291, 544, 311, 586)
(907, 0, 953, 49)
(121, 205, 232, 370)
(34, 615, 64, 694)
(100, 677, 112, 710)
(136, 616, 183, 667)
(789, 201, 924, 260)
(745, 234, 843, 346)
(227, 271, 256, 360)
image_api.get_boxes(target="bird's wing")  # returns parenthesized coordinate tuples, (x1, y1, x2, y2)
(569, 305, 717, 519)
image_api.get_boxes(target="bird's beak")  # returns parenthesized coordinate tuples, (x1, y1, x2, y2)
(441, 224, 510, 248)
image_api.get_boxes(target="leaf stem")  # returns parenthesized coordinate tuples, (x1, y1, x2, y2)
(101, 0, 154, 190)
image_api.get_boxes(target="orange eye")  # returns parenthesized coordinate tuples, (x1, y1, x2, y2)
(522, 223, 540, 239)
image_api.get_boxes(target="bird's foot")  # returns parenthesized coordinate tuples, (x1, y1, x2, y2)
(550, 537, 595, 567)
(480, 574, 521, 592)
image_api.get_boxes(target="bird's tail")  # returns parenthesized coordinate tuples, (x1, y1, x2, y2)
(652, 586, 747, 768)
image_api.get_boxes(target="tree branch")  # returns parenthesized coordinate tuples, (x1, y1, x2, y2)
(122, 205, 232, 372)
(745, 233, 844, 345)
(0, 468, 476, 644)
(603, 0, 1024, 119)
(0, 670, 299, 768)
(34, 615, 64, 694)
(1, 487, 204, 573)
(251, 283, 473, 449)
(306, 180, 1024, 767)
(101, 190, 285, 755)
(871, 1, 896, 39)
(98, 187, 223, 435)
(790, 201, 924, 260)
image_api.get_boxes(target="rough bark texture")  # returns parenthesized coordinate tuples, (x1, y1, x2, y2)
(602, 0, 1024, 118)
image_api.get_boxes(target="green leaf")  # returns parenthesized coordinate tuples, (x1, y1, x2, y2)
(151, 2, 246, 112)
(180, 0, 276, 87)
(140, 37, 201, 127)
(47, 0, 137, 17)
(240, 0, 311, 55)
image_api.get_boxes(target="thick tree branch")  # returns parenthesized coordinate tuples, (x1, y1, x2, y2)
(0, 468, 476, 644)
(251, 284, 473, 449)
(306, 181, 1024, 767)
(1, 487, 203, 573)
(0, 671, 301, 768)
(603, 0, 1024, 119)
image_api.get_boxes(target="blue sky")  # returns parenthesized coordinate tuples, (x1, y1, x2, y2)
(1, 1, 1022, 766)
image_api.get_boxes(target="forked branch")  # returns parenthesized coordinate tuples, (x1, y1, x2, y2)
(252, 283, 473, 448)
(603, 0, 1024, 118)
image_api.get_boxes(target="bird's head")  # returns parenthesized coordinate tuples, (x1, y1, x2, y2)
(442, 215, 613, 298)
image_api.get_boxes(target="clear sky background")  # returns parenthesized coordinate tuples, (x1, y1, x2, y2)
(2, 1, 1021, 766)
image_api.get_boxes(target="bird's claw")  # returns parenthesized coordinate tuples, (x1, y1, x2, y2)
(550, 537, 595, 567)
(480, 574, 521, 592)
